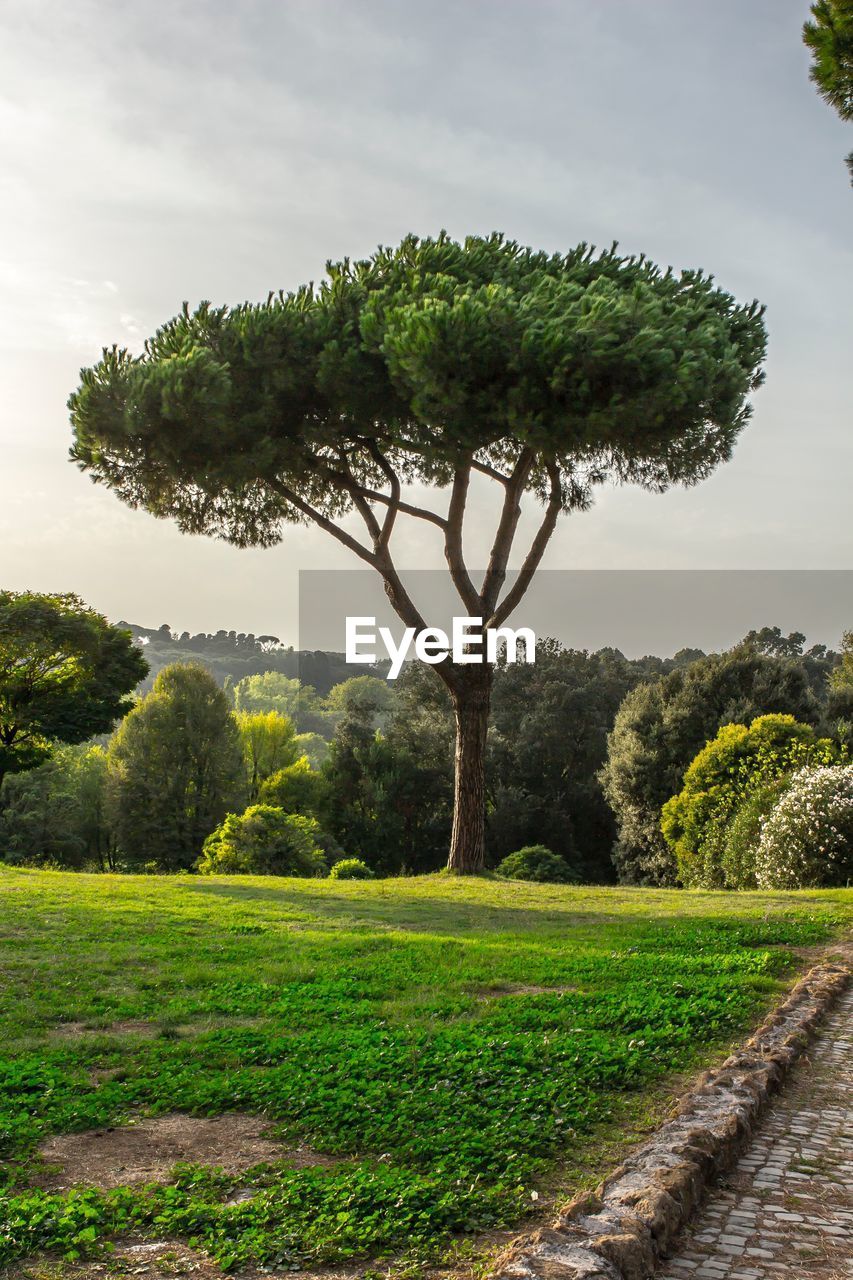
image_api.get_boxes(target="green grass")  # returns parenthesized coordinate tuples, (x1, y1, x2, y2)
(0, 868, 850, 1276)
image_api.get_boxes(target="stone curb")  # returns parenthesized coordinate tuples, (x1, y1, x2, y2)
(488, 959, 851, 1280)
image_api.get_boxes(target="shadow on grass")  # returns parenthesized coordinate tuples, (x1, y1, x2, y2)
(175, 877, 830, 944)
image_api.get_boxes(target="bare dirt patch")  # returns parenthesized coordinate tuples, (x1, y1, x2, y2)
(34, 1113, 336, 1190)
(0, 1240, 368, 1280)
(473, 983, 578, 1000)
(50, 1019, 162, 1040)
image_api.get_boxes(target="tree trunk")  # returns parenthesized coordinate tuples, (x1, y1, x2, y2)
(446, 667, 492, 874)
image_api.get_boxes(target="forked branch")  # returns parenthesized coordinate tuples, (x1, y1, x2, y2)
(487, 461, 562, 629)
(480, 447, 535, 616)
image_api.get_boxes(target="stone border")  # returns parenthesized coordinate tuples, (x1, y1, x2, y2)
(489, 959, 850, 1280)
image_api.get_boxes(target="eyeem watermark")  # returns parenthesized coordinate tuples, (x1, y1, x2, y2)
(346, 616, 536, 680)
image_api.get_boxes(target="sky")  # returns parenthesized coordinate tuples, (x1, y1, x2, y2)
(1, 0, 851, 650)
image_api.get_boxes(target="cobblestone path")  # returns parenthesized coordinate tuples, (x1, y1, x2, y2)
(658, 985, 852, 1280)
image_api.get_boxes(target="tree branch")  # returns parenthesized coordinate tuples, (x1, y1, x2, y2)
(374, 551, 430, 636)
(443, 460, 482, 615)
(265, 477, 379, 567)
(315, 455, 447, 531)
(363, 439, 402, 549)
(471, 458, 511, 484)
(336, 447, 383, 545)
(487, 461, 562, 629)
(480, 448, 535, 616)
(267, 471, 441, 682)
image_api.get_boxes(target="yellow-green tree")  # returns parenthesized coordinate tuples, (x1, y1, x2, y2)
(236, 709, 299, 801)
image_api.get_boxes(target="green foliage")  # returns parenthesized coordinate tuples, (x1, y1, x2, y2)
(0, 746, 114, 870)
(720, 778, 790, 891)
(0, 592, 147, 786)
(804, 0, 853, 179)
(496, 845, 581, 884)
(293, 731, 329, 769)
(323, 676, 393, 734)
(320, 671, 454, 875)
(232, 672, 329, 735)
(236, 709, 299, 801)
(197, 805, 327, 876)
(488, 642, 654, 879)
(601, 648, 820, 886)
(259, 755, 327, 817)
(755, 764, 853, 888)
(661, 715, 839, 888)
(830, 630, 853, 690)
(107, 664, 245, 871)
(804, 2, 853, 119)
(329, 857, 374, 880)
(70, 235, 767, 541)
(0, 871, 847, 1273)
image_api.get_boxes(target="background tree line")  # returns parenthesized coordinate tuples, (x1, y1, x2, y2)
(123, 621, 390, 694)
(2, 591, 849, 884)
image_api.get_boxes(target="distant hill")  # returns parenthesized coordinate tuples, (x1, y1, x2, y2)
(119, 620, 836, 700)
(118, 622, 389, 695)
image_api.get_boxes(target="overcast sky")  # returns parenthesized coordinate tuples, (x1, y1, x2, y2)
(1, 0, 850, 648)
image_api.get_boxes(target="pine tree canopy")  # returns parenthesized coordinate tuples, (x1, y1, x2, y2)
(804, 0, 853, 122)
(69, 232, 767, 560)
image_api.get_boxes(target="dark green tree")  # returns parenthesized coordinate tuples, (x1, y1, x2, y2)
(0, 745, 116, 870)
(0, 591, 147, 792)
(318, 669, 453, 874)
(804, 0, 853, 180)
(488, 642, 641, 879)
(69, 233, 767, 872)
(830, 630, 853, 689)
(740, 625, 837, 696)
(107, 663, 245, 870)
(600, 647, 819, 885)
(826, 632, 853, 749)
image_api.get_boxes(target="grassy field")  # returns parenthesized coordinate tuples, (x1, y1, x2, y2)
(0, 869, 850, 1277)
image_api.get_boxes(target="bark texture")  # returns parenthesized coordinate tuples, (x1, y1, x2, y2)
(447, 668, 493, 873)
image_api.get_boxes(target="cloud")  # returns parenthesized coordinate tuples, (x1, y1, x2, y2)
(0, 0, 850, 637)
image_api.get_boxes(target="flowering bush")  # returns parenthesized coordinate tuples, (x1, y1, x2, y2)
(755, 764, 853, 889)
(661, 715, 838, 888)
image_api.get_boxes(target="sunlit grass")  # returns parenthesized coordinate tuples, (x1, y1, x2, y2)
(0, 868, 850, 1274)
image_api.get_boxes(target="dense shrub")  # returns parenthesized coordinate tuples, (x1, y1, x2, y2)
(496, 845, 581, 884)
(197, 805, 327, 877)
(720, 778, 789, 890)
(259, 756, 326, 816)
(329, 857, 374, 880)
(755, 764, 853, 888)
(661, 715, 837, 888)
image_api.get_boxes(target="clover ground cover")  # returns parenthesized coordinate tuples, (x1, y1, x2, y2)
(0, 870, 850, 1276)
